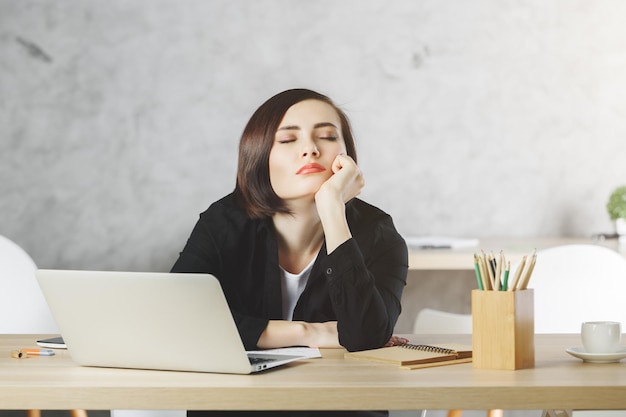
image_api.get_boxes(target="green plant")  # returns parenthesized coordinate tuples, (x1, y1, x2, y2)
(607, 185, 626, 220)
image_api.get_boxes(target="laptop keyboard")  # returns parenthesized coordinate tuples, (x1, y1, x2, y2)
(249, 356, 277, 365)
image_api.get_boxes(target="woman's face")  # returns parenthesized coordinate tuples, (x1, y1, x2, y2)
(269, 99, 348, 205)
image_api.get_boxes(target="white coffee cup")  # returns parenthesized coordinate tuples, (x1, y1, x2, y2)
(581, 321, 622, 353)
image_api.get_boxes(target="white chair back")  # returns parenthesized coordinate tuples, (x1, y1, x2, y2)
(0, 235, 58, 334)
(413, 308, 472, 334)
(512, 244, 626, 333)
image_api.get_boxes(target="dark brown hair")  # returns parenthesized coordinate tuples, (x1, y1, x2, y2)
(233, 89, 357, 219)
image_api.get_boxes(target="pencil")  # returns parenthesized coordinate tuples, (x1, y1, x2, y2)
(478, 252, 491, 290)
(495, 251, 504, 291)
(473, 254, 485, 290)
(502, 260, 510, 291)
(480, 251, 493, 290)
(486, 251, 496, 290)
(519, 249, 537, 290)
(509, 255, 526, 291)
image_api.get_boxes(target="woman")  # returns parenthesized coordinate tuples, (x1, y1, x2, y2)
(171, 88, 408, 417)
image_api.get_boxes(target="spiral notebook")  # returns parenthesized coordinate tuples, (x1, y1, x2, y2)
(344, 343, 472, 370)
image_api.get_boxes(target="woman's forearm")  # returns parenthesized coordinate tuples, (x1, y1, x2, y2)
(316, 198, 352, 253)
(257, 320, 341, 349)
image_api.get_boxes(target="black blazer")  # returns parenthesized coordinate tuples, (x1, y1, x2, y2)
(171, 193, 408, 352)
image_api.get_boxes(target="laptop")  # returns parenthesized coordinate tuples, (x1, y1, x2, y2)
(35, 269, 307, 374)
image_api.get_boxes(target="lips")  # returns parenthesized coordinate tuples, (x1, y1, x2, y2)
(296, 163, 326, 175)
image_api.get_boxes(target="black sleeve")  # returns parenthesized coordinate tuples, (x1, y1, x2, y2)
(170, 212, 270, 350)
(320, 216, 408, 352)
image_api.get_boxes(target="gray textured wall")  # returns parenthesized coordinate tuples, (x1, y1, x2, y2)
(2, 0, 626, 272)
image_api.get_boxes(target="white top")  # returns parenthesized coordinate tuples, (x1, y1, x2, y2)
(280, 256, 316, 321)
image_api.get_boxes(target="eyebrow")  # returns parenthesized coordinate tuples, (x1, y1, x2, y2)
(277, 122, 339, 131)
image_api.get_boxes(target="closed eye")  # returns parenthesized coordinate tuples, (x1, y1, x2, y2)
(277, 138, 296, 144)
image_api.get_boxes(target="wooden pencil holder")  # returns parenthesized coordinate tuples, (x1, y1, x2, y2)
(471, 289, 535, 370)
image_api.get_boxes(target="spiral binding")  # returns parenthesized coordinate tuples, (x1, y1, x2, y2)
(399, 343, 456, 355)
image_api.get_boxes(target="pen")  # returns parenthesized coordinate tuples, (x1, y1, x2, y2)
(19, 348, 55, 356)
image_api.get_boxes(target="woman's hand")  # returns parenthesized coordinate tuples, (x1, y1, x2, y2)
(384, 335, 410, 347)
(316, 154, 364, 206)
(315, 154, 364, 253)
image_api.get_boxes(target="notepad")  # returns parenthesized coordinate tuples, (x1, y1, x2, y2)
(344, 343, 472, 369)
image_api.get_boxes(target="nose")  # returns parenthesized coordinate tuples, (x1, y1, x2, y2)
(301, 141, 319, 158)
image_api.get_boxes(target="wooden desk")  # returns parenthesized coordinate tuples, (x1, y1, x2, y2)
(408, 236, 625, 270)
(2, 334, 626, 411)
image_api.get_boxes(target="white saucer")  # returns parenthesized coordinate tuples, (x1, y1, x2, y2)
(565, 346, 626, 363)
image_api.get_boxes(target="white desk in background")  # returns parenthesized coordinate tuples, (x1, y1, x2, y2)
(407, 236, 625, 270)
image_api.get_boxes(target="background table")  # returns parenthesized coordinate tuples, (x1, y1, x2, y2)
(407, 236, 625, 270)
(397, 236, 626, 333)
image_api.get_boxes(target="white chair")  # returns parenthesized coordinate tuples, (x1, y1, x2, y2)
(0, 235, 58, 334)
(412, 308, 502, 417)
(513, 244, 626, 417)
(413, 308, 473, 335)
(0, 235, 86, 417)
(522, 244, 626, 334)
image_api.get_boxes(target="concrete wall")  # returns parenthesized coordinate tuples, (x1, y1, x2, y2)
(2, 0, 626, 272)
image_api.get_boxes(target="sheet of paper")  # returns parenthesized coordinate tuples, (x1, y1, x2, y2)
(247, 347, 322, 358)
(405, 236, 479, 249)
